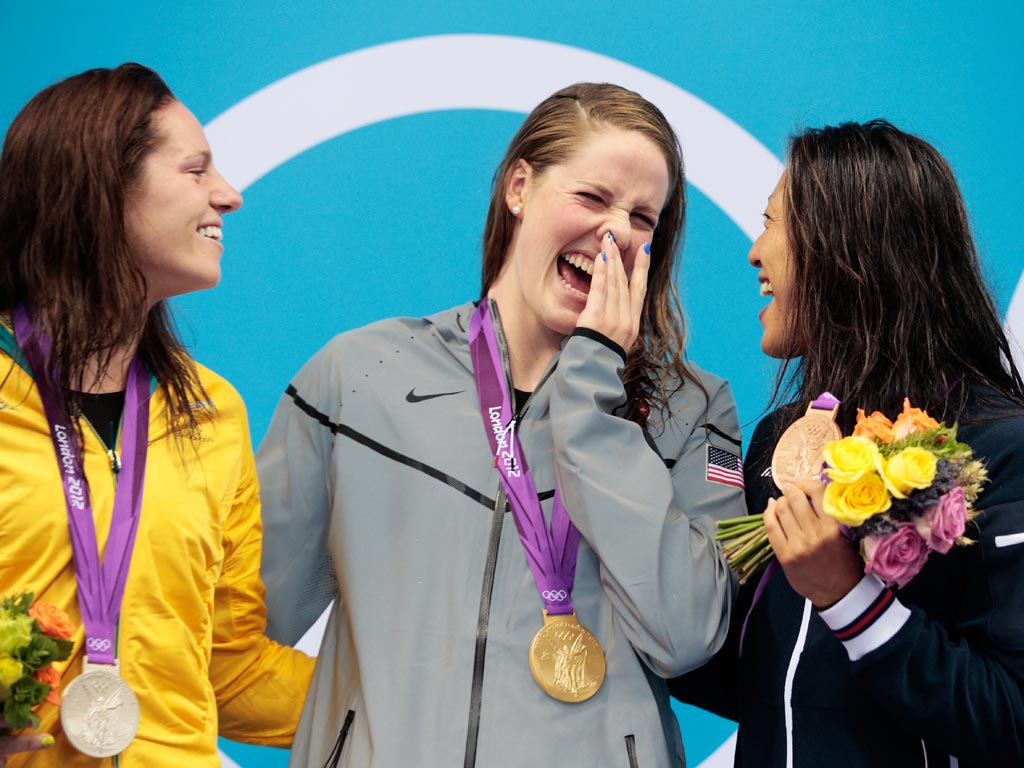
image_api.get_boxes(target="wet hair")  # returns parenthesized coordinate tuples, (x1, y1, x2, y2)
(480, 82, 702, 422)
(0, 63, 209, 432)
(775, 118, 1024, 425)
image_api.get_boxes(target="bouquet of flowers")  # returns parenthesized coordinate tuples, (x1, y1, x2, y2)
(0, 592, 74, 730)
(718, 400, 986, 587)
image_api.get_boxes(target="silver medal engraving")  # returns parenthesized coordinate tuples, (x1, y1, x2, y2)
(60, 662, 140, 758)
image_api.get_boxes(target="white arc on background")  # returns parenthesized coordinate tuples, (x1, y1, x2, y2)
(205, 33, 1024, 768)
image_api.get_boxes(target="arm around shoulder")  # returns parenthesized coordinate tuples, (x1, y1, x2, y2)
(257, 342, 342, 646)
(210, 404, 315, 746)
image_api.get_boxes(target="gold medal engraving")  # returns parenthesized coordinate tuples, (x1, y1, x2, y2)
(528, 611, 605, 703)
(771, 401, 842, 488)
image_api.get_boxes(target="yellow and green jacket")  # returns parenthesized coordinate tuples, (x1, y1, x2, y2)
(0, 317, 314, 767)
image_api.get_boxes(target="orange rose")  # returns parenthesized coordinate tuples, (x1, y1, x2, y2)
(853, 408, 895, 443)
(33, 664, 62, 706)
(29, 602, 75, 640)
(892, 398, 940, 440)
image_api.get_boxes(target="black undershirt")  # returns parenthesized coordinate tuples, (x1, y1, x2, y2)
(76, 391, 125, 452)
(514, 388, 531, 417)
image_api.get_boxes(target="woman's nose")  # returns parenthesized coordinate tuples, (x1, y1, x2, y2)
(211, 168, 243, 213)
(599, 212, 632, 253)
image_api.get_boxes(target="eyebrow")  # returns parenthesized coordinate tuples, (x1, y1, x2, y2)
(578, 180, 661, 217)
(181, 150, 212, 163)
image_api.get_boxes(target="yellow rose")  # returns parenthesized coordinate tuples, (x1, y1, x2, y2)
(882, 447, 938, 497)
(823, 473, 892, 526)
(823, 436, 882, 484)
(0, 655, 24, 688)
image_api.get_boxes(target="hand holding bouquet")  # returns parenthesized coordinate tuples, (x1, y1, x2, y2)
(0, 593, 74, 731)
(719, 400, 985, 588)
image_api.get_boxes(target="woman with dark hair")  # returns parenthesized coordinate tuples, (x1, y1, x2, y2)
(257, 82, 745, 767)
(0, 64, 313, 766)
(671, 120, 1024, 766)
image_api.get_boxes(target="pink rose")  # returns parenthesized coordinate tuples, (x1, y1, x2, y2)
(915, 486, 968, 555)
(862, 524, 931, 588)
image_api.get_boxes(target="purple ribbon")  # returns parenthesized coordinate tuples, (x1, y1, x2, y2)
(14, 304, 150, 665)
(469, 301, 579, 615)
(739, 391, 842, 656)
(812, 391, 840, 411)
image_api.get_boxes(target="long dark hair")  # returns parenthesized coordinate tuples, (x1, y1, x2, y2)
(775, 119, 1024, 426)
(0, 63, 209, 432)
(481, 82, 702, 422)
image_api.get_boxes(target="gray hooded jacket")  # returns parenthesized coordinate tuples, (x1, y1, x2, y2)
(257, 302, 744, 767)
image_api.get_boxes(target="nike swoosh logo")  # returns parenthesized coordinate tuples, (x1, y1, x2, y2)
(406, 388, 465, 403)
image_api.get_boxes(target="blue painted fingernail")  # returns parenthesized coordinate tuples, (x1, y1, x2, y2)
(643, 242, 651, 255)
(601, 251, 607, 262)
(607, 232, 616, 243)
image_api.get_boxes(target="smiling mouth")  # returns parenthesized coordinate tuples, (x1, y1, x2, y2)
(198, 225, 223, 241)
(558, 253, 593, 298)
(760, 279, 774, 297)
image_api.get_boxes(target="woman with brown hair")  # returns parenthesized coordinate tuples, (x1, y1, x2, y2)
(672, 120, 1024, 767)
(257, 82, 746, 767)
(0, 64, 313, 766)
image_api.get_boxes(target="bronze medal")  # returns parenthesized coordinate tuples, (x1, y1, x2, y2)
(771, 400, 842, 488)
(528, 611, 605, 703)
(61, 661, 140, 758)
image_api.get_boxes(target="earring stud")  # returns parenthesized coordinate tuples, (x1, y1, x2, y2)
(512, 205, 521, 215)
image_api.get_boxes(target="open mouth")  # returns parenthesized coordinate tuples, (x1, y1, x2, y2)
(198, 225, 223, 241)
(557, 253, 594, 298)
(759, 279, 774, 297)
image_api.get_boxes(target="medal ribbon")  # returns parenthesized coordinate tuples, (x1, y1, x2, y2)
(14, 304, 150, 665)
(469, 301, 579, 615)
(812, 391, 840, 411)
(739, 390, 841, 656)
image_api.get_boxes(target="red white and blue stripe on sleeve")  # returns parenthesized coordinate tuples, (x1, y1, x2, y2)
(818, 574, 912, 661)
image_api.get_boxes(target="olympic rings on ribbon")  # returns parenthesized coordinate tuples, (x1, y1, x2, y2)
(541, 589, 568, 602)
(86, 638, 112, 651)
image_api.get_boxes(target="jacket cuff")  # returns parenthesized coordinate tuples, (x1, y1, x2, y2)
(569, 327, 626, 363)
(818, 573, 911, 661)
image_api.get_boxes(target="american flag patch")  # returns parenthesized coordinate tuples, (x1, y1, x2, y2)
(706, 444, 744, 489)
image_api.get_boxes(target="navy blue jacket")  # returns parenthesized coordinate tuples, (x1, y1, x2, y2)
(671, 391, 1024, 767)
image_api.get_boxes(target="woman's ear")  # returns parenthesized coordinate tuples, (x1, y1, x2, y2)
(504, 159, 531, 216)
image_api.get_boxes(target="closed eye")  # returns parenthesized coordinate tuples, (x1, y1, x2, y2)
(577, 191, 604, 204)
(632, 212, 657, 229)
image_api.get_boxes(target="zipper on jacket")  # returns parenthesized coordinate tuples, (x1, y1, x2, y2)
(625, 735, 638, 768)
(82, 412, 123, 474)
(321, 709, 356, 768)
(462, 487, 507, 768)
(462, 301, 556, 767)
(783, 599, 813, 768)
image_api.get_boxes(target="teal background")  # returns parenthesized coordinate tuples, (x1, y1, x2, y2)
(3, 2, 1021, 765)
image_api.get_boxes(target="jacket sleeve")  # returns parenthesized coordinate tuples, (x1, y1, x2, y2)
(816, 415, 1024, 764)
(549, 332, 744, 677)
(669, 412, 779, 717)
(256, 343, 341, 646)
(208, 406, 316, 746)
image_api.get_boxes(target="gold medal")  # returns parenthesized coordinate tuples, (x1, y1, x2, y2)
(771, 399, 842, 488)
(528, 611, 605, 703)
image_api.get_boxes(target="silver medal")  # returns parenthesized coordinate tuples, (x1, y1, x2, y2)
(60, 661, 140, 758)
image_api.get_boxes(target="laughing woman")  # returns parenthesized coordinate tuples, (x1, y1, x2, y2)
(671, 120, 1024, 767)
(257, 82, 746, 767)
(0, 64, 313, 766)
